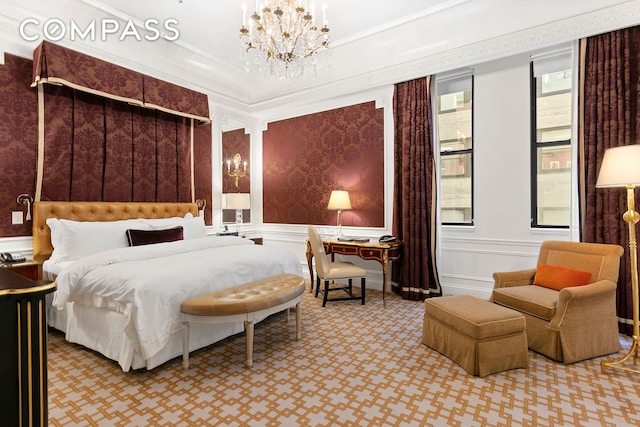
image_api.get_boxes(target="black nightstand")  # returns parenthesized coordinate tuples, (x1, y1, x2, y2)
(0, 260, 42, 281)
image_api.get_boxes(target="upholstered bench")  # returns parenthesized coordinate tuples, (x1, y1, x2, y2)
(422, 295, 528, 377)
(181, 273, 306, 369)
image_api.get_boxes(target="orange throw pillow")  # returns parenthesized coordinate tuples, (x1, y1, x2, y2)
(533, 263, 592, 291)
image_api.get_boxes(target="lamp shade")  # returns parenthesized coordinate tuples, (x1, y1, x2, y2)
(327, 190, 352, 210)
(222, 193, 251, 210)
(596, 144, 640, 188)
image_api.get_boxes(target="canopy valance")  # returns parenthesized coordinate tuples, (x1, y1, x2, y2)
(31, 41, 210, 123)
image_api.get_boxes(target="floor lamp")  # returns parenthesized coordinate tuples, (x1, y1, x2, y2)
(596, 144, 640, 374)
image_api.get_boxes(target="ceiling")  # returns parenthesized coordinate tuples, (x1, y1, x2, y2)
(2, 0, 638, 110)
(86, 0, 637, 108)
(95, 0, 457, 72)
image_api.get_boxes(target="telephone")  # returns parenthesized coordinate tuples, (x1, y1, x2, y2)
(0, 252, 26, 263)
(379, 235, 397, 243)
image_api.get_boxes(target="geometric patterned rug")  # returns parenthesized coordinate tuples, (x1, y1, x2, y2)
(48, 289, 640, 426)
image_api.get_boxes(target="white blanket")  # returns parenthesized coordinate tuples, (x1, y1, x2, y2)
(53, 236, 302, 361)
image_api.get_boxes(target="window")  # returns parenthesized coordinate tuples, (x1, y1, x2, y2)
(437, 73, 473, 225)
(530, 51, 573, 228)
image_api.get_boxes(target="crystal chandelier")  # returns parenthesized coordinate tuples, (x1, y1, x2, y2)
(240, 0, 330, 79)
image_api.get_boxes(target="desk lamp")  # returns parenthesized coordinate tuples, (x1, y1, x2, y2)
(327, 190, 351, 237)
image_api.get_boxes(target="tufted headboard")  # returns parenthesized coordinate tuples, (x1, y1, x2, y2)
(32, 201, 199, 262)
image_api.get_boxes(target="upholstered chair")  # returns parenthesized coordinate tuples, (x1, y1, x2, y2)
(492, 240, 624, 364)
(307, 226, 366, 307)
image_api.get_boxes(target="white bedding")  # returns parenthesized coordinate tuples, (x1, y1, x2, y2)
(51, 236, 302, 370)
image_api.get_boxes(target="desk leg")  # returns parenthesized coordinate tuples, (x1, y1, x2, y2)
(306, 241, 314, 293)
(381, 251, 390, 308)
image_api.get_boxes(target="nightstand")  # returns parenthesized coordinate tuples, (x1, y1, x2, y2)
(0, 259, 42, 281)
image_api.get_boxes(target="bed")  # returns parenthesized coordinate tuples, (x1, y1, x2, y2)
(33, 201, 302, 371)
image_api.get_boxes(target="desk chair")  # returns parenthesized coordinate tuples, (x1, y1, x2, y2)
(308, 226, 366, 307)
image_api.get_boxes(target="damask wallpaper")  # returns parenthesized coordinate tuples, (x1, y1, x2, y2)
(194, 122, 213, 225)
(263, 101, 385, 227)
(0, 54, 38, 237)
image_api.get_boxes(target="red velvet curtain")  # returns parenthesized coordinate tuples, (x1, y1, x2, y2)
(580, 25, 640, 334)
(392, 76, 441, 300)
(39, 84, 192, 202)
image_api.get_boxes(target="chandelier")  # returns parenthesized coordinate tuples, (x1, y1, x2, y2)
(240, 0, 330, 79)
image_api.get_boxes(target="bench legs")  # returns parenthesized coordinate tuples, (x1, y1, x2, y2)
(295, 302, 302, 341)
(182, 298, 303, 370)
(244, 320, 254, 368)
(182, 322, 190, 369)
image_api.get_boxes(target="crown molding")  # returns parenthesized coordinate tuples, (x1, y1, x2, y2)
(246, 1, 640, 113)
(1, 1, 638, 115)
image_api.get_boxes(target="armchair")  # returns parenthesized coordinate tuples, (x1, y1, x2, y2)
(492, 240, 624, 364)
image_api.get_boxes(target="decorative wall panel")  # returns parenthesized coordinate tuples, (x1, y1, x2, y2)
(222, 128, 250, 223)
(222, 128, 250, 194)
(0, 54, 38, 237)
(263, 101, 384, 227)
(194, 122, 213, 225)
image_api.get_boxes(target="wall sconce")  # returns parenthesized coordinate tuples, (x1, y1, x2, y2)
(222, 193, 251, 224)
(16, 193, 33, 221)
(226, 153, 248, 188)
(327, 190, 352, 237)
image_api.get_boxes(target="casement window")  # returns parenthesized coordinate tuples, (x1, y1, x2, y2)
(530, 51, 573, 228)
(436, 73, 474, 225)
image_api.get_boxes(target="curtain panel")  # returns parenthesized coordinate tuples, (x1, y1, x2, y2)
(579, 25, 640, 334)
(38, 84, 192, 203)
(392, 76, 441, 300)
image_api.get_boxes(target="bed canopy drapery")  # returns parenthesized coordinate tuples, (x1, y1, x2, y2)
(30, 41, 211, 205)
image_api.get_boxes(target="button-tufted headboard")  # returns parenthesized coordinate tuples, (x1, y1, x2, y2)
(32, 201, 199, 262)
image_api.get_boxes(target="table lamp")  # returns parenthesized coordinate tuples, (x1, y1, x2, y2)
(222, 193, 251, 226)
(596, 144, 640, 374)
(327, 190, 351, 237)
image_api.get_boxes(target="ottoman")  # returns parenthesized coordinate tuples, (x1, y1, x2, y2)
(422, 295, 528, 377)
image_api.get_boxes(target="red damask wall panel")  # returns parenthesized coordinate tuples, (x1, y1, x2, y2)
(0, 54, 38, 237)
(222, 128, 251, 223)
(194, 122, 213, 225)
(222, 128, 250, 194)
(263, 101, 384, 227)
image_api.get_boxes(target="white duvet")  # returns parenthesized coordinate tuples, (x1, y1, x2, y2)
(53, 236, 302, 362)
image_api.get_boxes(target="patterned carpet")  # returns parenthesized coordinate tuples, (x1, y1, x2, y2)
(48, 289, 640, 426)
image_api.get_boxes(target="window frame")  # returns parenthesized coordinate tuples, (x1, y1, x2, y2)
(437, 73, 475, 226)
(529, 60, 572, 229)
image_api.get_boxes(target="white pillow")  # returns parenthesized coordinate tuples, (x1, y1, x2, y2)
(182, 215, 207, 239)
(47, 218, 147, 262)
(144, 214, 207, 240)
(46, 213, 206, 262)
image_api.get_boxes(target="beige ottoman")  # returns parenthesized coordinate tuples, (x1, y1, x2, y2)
(422, 295, 528, 377)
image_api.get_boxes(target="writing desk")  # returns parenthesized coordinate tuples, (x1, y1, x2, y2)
(306, 238, 402, 307)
